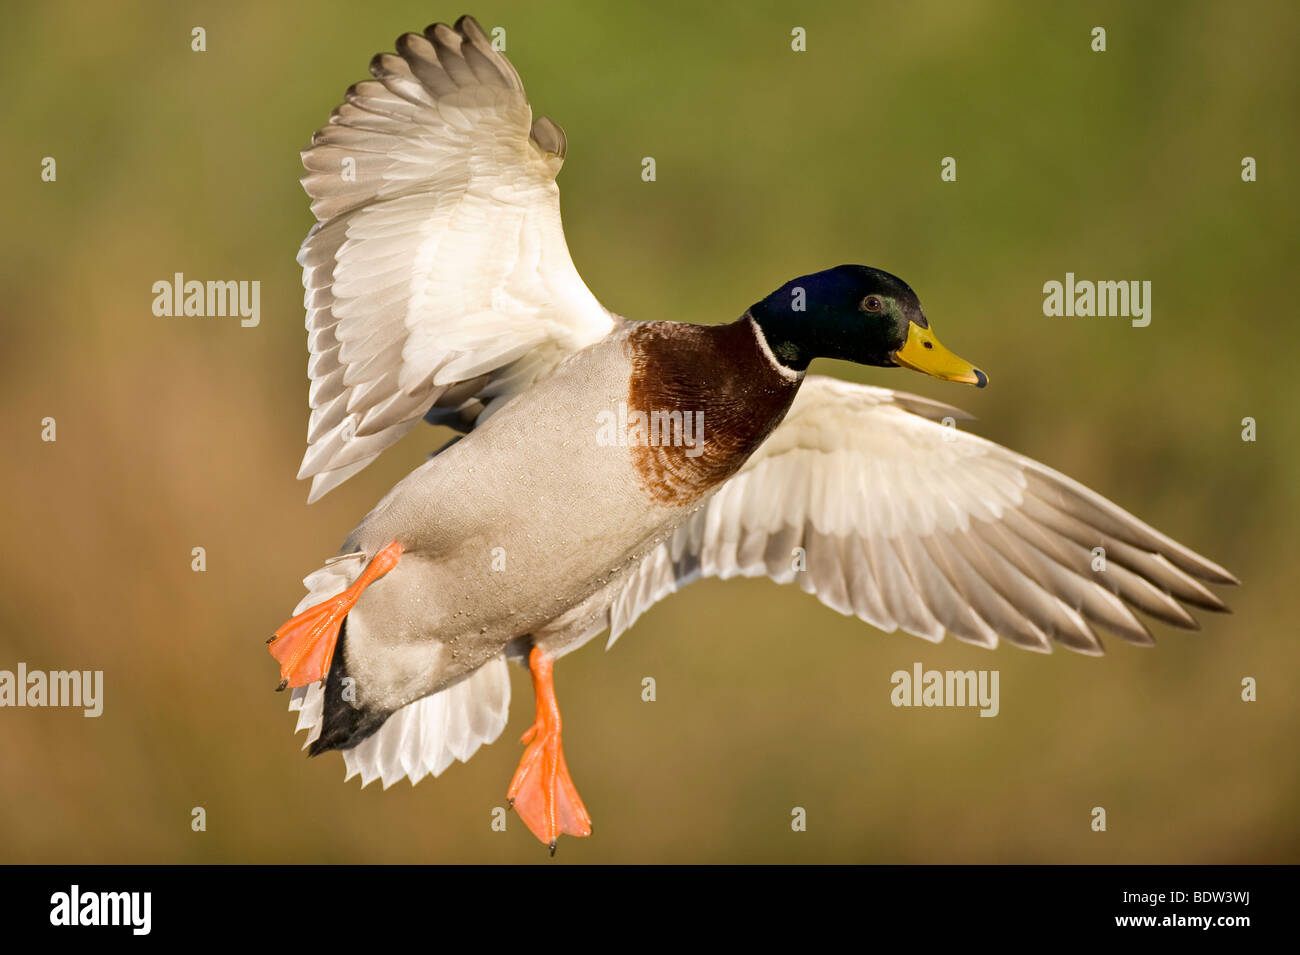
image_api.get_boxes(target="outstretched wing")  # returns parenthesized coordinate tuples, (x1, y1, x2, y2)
(606, 375, 1237, 654)
(297, 15, 614, 501)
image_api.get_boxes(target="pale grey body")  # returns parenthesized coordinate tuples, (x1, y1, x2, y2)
(341, 324, 696, 715)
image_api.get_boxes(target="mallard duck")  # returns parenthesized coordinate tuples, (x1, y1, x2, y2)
(270, 15, 1236, 852)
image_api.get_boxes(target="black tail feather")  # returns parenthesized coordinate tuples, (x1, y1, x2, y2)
(308, 619, 391, 755)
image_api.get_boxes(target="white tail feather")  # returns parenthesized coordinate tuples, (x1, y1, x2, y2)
(284, 565, 512, 788)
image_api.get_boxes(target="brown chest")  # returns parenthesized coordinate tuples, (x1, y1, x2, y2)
(622, 318, 801, 507)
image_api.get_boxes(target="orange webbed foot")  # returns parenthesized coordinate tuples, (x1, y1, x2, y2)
(268, 541, 402, 689)
(507, 647, 592, 853)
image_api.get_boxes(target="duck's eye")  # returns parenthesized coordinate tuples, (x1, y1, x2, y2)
(862, 296, 884, 312)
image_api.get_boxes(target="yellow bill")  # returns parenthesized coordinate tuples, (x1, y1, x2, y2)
(893, 322, 987, 387)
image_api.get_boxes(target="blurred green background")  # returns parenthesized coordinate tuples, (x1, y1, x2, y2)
(1, 0, 1295, 863)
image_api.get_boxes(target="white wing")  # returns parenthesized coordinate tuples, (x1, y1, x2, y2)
(606, 375, 1237, 654)
(297, 16, 614, 501)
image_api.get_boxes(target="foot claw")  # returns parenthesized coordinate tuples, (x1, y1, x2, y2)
(275, 679, 288, 692)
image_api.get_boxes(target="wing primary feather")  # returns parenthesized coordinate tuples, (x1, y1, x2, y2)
(294, 16, 612, 499)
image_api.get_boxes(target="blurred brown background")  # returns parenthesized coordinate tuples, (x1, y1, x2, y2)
(0, 1, 1295, 863)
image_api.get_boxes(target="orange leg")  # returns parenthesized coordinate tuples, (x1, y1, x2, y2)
(267, 541, 403, 690)
(507, 646, 592, 853)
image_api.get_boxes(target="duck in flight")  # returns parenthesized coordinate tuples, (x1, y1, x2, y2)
(270, 15, 1237, 852)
